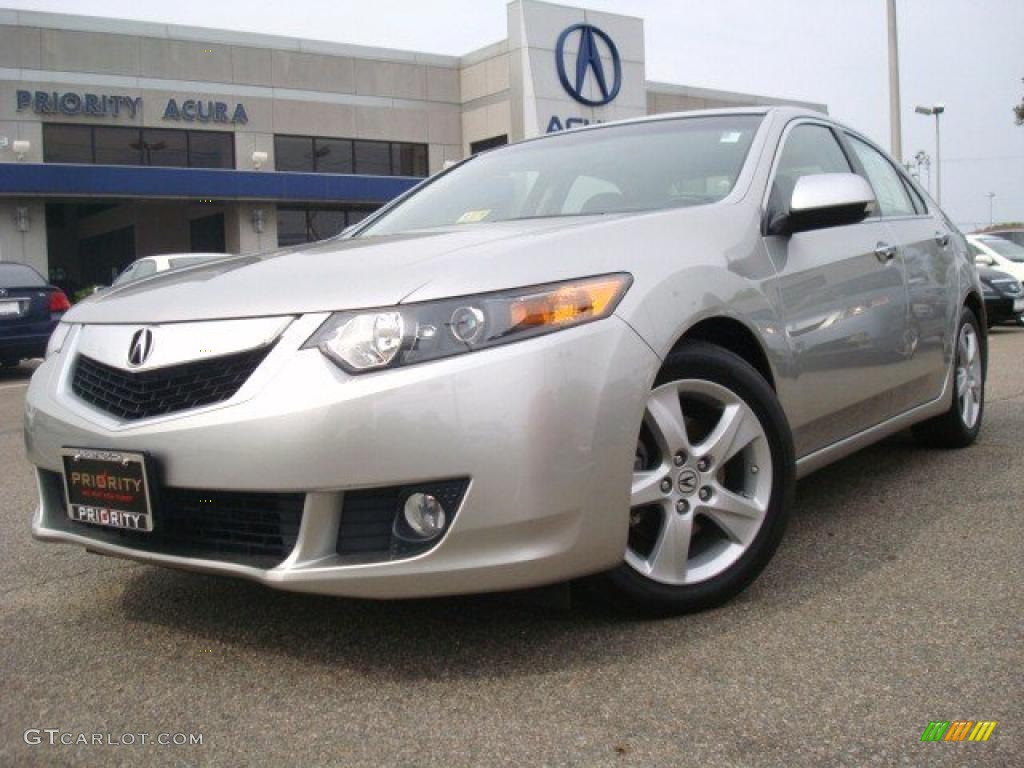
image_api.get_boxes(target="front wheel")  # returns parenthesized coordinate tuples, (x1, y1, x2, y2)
(596, 342, 795, 615)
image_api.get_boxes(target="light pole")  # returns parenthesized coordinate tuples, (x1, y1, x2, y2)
(987, 192, 995, 228)
(887, 0, 902, 162)
(915, 104, 944, 204)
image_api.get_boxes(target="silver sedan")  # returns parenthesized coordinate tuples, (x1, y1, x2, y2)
(25, 107, 985, 613)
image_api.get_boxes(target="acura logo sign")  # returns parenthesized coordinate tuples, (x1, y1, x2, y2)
(555, 23, 622, 107)
(127, 329, 153, 367)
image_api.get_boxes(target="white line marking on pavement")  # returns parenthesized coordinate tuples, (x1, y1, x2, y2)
(0, 382, 30, 391)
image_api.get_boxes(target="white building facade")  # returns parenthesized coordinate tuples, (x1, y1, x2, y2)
(0, 0, 824, 295)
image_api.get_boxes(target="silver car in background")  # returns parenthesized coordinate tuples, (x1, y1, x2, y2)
(25, 107, 984, 613)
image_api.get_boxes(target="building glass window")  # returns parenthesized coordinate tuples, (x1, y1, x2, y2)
(140, 128, 188, 167)
(277, 206, 379, 247)
(93, 127, 143, 165)
(187, 131, 234, 169)
(354, 140, 392, 175)
(277, 208, 309, 248)
(274, 135, 314, 172)
(275, 134, 428, 177)
(43, 124, 234, 168)
(392, 143, 429, 176)
(470, 135, 508, 155)
(315, 138, 354, 174)
(42, 124, 93, 163)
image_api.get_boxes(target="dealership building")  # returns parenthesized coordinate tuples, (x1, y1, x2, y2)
(0, 0, 824, 293)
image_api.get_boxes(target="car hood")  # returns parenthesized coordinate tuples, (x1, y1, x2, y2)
(63, 206, 732, 324)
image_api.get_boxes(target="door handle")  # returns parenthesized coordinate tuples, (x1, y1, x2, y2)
(874, 242, 897, 263)
(935, 231, 950, 248)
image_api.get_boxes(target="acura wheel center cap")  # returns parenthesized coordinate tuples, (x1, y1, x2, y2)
(677, 468, 699, 495)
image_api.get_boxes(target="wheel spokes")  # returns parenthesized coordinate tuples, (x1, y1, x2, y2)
(698, 485, 766, 546)
(632, 471, 667, 508)
(645, 384, 691, 456)
(696, 402, 760, 465)
(645, 511, 692, 584)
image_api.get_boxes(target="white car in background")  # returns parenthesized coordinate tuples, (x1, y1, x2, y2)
(112, 253, 225, 287)
(967, 234, 1024, 282)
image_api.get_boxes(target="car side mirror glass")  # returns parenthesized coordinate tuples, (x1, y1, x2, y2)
(769, 173, 876, 236)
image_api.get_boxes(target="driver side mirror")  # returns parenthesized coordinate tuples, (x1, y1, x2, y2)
(768, 173, 876, 236)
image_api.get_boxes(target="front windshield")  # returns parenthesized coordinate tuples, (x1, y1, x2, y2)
(112, 259, 156, 286)
(980, 237, 1024, 262)
(358, 115, 763, 237)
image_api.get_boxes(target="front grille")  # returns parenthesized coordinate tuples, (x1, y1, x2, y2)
(44, 471, 305, 568)
(71, 345, 272, 421)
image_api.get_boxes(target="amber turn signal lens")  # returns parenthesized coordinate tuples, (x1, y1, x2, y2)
(508, 275, 630, 330)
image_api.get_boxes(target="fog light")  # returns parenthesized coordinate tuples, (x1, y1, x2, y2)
(402, 493, 446, 539)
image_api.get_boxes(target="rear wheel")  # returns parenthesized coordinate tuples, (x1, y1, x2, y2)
(912, 307, 984, 448)
(597, 342, 794, 614)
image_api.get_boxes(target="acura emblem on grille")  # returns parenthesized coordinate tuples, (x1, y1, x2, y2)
(127, 329, 154, 367)
(0, 288, 7, 297)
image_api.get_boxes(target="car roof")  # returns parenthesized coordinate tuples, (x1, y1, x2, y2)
(503, 105, 830, 150)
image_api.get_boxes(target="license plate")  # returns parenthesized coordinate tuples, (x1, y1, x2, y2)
(1014, 299, 1024, 313)
(0, 300, 21, 316)
(61, 448, 155, 532)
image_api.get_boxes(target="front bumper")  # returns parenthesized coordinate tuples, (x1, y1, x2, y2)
(983, 295, 1023, 325)
(26, 313, 659, 598)
(0, 331, 50, 360)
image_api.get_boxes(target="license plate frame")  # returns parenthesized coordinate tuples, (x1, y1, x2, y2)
(60, 448, 156, 532)
(0, 300, 21, 316)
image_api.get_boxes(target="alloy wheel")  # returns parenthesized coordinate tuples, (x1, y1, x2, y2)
(626, 379, 773, 586)
(955, 323, 982, 429)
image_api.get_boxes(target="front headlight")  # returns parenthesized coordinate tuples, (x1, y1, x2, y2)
(45, 323, 71, 359)
(303, 273, 632, 373)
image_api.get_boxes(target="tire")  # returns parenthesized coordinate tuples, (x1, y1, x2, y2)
(593, 341, 795, 615)
(912, 307, 985, 449)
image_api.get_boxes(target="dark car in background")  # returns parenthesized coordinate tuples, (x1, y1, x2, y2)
(978, 265, 1024, 327)
(0, 263, 70, 367)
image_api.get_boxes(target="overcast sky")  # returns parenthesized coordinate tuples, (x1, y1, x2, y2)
(6, 0, 1022, 229)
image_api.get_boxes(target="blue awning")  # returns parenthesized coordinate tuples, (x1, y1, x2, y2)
(0, 163, 421, 203)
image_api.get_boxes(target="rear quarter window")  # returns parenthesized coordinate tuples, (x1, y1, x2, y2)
(0, 263, 47, 288)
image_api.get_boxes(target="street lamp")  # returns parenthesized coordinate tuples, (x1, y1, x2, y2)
(987, 192, 996, 228)
(915, 104, 945, 204)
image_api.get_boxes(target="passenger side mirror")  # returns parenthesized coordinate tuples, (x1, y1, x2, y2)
(769, 173, 876, 236)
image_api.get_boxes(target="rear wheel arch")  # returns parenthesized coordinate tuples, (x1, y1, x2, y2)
(963, 291, 988, 365)
(670, 316, 777, 391)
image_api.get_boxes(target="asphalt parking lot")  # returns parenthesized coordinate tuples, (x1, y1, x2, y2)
(1, 331, 1021, 768)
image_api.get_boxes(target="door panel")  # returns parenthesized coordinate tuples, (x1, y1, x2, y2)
(888, 215, 957, 412)
(766, 219, 911, 457)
